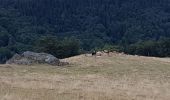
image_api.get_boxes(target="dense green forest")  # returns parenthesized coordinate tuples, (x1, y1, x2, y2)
(0, 0, 170, 63)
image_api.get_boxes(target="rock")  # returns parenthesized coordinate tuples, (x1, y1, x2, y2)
(13, 58, 33, 65)
(22, 51, 60, 64)
(96, 51, 102, 56)
(45, 56, 59, 65)
(103, 50, 109, 53)
(85, 54, 92, 57)
(6, 51, 62, 66)
(6, 54, 22, 64)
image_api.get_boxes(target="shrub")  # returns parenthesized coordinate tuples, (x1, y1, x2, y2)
(0, 48, 13, 64)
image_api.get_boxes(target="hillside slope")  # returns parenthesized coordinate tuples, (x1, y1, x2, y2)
(0, 54, 170, 100)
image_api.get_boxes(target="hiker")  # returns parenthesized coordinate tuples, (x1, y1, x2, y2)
(92, 50, 97, 56)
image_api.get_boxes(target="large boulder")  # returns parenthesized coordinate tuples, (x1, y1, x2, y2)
(6, 54, 33, 65)
(6, 51, 61, 65)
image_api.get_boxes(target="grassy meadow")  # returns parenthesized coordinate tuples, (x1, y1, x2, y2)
(0, 54, 170, 100)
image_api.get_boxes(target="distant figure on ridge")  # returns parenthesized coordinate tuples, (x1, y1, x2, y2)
(92, 50, 97, 56)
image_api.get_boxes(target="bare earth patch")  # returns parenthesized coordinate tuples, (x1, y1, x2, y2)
(0, 54, 170, 100)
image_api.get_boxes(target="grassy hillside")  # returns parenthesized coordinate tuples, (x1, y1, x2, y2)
(0, 54, 170, 100)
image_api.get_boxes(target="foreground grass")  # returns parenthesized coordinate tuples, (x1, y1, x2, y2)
(0, 54, 170, 100)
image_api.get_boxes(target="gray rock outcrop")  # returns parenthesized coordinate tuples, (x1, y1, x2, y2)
(6, 51, 62, 65)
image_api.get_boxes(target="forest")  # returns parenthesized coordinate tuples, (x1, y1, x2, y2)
(0, 0, 170, 63)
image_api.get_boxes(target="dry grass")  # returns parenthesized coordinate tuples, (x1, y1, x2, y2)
(0, 54, 170, 100)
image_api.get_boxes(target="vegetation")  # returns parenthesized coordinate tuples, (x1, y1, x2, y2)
(35, 36, 80, 59)
(0, 0, 170, 63)
(125, 38, 170, 57)
(0, 47, 13, 63)
(0, 54, 170, 100)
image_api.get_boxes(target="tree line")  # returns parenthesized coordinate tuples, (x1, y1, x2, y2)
(0, 0, 170, 63)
